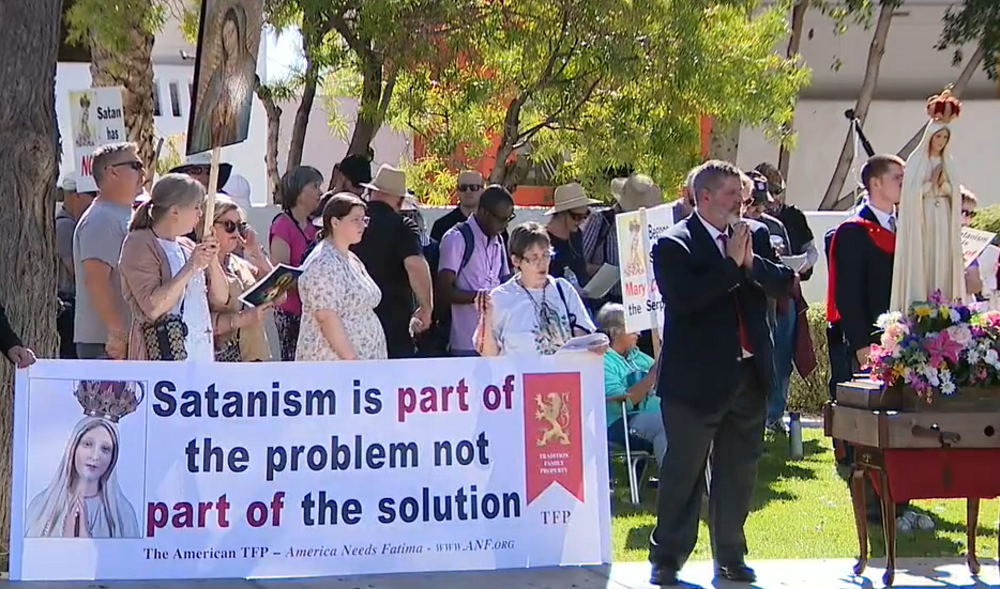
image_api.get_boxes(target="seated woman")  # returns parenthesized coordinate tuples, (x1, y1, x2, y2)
(596, 303, 666, 466)
(475, 222, 603, 356)
(296, 193, 387, 361)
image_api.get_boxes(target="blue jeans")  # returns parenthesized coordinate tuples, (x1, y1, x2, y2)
(767, 303, 796, 424)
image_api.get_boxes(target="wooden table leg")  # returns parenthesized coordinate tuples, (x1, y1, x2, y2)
(850, 467, 869, 575)
(967, 498, 981, 575)
(878, 469, 896, 587)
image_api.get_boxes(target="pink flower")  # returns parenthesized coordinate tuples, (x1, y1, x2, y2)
(925, 331, 964, 367)
(945, 325, 972, 347)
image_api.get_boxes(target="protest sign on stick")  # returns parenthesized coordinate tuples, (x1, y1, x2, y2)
(187, 0, 264, 233)
(68, 87, 127, 192)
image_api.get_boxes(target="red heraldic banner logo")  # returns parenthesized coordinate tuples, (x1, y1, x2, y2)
(523, 372, 584, 504)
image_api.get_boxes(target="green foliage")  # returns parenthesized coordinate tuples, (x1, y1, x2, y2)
(397, 0, 810, 189)
(970, 204, 1000, 236)
(398, 157, 460, 207)
(789, 303, 832, 415)
(66, 0, 166, 52)
(938, 0, 1000, 79)
(155, 134, 186, 177)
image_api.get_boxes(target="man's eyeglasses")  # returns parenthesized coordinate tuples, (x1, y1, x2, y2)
(486, 208, 516, 223)
(458, 184, 483, 192)
(215, 220, 248, 235)
(112, 161, 145, 172)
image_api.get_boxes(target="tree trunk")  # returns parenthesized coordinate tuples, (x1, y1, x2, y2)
(778, 0, 809, 178)
(0, 0, 62, 555)
(896, 43, 984, 161)
(89, 26, 156, 168)
(706, 120, 740, 162)
(819, 1, 895, 210)
(285, 56, 318, 172)
(255, 80, 283, 205)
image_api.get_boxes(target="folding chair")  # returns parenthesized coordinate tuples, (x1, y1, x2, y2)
(608, 401, 653, 505)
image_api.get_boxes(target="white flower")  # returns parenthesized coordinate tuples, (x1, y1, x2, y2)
(986, 349, 1000, 369)
(946, 325, 973, 347)
(950, 309, 962, 323)
(941, 378, 956, 395)
(968, 349, 982, 364)
(876, 312, 904, 329)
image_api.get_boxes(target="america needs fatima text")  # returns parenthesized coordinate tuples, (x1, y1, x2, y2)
(144, 376, 524, 537)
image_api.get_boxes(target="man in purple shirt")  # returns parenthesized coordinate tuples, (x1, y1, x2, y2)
(436, 186, 515, 355)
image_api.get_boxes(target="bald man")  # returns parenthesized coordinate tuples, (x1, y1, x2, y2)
(430, 170, 486, 243)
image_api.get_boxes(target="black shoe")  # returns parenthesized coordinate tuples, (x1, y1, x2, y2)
(716, 563, 756, 583)
(650, 564, 679, 586)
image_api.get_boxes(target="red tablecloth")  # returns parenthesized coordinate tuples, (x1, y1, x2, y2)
(869, 449, 1000, 501)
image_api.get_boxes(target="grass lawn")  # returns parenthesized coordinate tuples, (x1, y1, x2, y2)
(610, 428, 999, 562)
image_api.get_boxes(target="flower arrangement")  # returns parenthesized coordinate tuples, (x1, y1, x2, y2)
(868, 290, 1000, 403)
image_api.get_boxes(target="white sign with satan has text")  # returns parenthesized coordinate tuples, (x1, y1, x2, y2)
(67, 87, 127, 192)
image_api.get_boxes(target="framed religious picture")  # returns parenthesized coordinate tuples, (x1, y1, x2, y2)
(186, 0, 264, 155)
(238, 264, 305, 308)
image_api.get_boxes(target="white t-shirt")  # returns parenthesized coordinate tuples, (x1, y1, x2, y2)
(156, 238, 214, 362)
(479, 276, 596, 356)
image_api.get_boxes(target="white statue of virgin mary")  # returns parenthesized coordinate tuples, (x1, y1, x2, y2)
(889, 88, 966, 312)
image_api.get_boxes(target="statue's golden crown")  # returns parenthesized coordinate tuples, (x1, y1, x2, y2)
(73, 380, 143, 423)
(926, 86, 961, 124)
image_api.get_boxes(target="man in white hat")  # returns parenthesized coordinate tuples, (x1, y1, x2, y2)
(545, 182, 600, 291)
(55, 173, 95, 358)
(352, 164, 433, 358)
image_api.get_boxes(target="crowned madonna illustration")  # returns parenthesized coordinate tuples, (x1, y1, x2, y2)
(25, 380, 144, 539)
(890, 87, 966, 312)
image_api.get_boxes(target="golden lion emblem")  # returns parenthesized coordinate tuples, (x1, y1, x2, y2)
(535, 392, 571, 446)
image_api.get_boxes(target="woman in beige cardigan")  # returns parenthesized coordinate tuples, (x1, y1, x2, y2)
(119, 174, 229, 361)
(204, 195, 276, 361)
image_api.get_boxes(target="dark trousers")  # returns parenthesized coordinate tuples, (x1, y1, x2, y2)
(649, 361, 766, 569)
(56, 297, 77, 359)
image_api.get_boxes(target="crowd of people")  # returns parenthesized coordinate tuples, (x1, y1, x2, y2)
(5, 138, 995, 586)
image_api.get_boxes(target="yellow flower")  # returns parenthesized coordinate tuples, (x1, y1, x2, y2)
(939, 305, 950, 317)
(914, 305, 932, 319)
(892, 363, 905, 377)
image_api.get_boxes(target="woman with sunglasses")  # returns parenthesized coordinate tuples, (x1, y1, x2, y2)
(202, 195, 276, 361)
(544, 183, 600, 296)
(295, 193, 387, 361)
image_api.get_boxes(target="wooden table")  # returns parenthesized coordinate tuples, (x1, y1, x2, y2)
(826, 401, 1000, 587)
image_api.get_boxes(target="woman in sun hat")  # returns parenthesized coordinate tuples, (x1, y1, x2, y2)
(544, 182, 600, 292)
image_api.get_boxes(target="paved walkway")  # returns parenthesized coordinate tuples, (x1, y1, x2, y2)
(3, 558, 997, 589)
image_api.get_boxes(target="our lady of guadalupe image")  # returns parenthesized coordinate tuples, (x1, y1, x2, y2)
(24, 380, 143, 539)
(187, 0, 263, 155)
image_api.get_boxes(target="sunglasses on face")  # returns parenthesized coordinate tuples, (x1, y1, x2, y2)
(569, 210, 590, 222)
(215, 220, 248, 235)
(962, 209, 977, 218)
(458, 184, 483, 192)
(112, 161, 145, 173)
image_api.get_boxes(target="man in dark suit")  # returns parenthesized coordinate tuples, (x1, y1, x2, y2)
(648, 160, 794, 586)
(826, 153, 910, 525)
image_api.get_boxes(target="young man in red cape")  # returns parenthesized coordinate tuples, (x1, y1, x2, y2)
(825, 153, 908, 526)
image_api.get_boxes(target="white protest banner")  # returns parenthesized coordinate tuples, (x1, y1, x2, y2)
(616, 204, 674, 333)
(11, 356, 611, 581)
(68, 87, 127, 192)
(961, 226, 997, 268)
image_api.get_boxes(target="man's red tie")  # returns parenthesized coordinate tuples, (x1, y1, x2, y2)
(717, 235, 754, 354)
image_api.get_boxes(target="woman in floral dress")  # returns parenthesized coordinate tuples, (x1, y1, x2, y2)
(296, 193, 387, 361)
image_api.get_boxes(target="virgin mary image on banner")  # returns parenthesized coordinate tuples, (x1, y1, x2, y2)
(890, 87, 966, 311)
(24, 380, 143, 539)
(186, 0, 263, 155)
